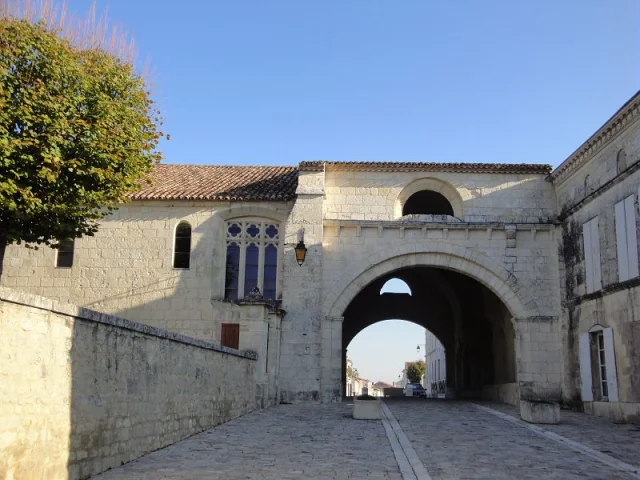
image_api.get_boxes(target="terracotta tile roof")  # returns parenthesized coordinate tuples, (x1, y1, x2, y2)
(300, 161, 552, 174)
(131, 159, 553, 202)
(130, 164, 298, 201)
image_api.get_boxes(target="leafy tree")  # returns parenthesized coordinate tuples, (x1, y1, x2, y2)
(406, 361, 425, 384)
(346, 361, 359, 380)
(0, 1, 163, 277)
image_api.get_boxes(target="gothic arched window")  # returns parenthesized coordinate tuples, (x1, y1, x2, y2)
(225, 220, 280, 300)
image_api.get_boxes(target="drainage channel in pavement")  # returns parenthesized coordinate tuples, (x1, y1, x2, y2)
(381, 401, 432, 480)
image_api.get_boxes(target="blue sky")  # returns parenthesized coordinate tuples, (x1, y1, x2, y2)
(62, 0, 639, 169)
(61, 1, 639, 383)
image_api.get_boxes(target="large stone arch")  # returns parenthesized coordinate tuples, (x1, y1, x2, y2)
(394, 177, 464, 218)
(327, 244, 536, 322)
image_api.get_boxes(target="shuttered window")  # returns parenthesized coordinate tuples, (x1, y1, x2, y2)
(614, 195, 639, 282)
(221, 323, 239, 350)
(582, 217, 602, 294)
(579, 328, 619, 403)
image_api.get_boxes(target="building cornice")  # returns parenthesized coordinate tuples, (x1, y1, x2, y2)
(300, 161, 551, 175)
(550, 91, 640, 184)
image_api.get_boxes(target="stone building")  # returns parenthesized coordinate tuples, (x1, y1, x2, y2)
(2, 91, 639, 422)
(550, 92, 640, 422)
(424, 329, 447, 398)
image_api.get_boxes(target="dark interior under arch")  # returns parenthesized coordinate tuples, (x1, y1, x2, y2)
(342, 266, 516, 400)
(402, 190, 454, 216)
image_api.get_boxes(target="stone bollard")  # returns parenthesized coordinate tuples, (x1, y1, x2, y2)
(520, 400, 560, 424)
(353, 396, 382, 420)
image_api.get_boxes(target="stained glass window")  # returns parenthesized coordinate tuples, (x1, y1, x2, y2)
(263, 244, 278, 300)
(224, 220, 280, 301)
(244, 244, 260, 294)
(225, 243, 240, 300)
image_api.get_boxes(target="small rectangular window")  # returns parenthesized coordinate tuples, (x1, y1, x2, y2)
(56, 238, 74, 268)
(221, 323, 239, 350)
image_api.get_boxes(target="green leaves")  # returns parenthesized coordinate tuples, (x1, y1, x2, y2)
(0, 18, 163, 247)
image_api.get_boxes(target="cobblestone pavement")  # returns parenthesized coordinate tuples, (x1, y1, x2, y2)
(385, 398, 639, 480)
(93, 403, 402, 480)
(477, 400, 640, 468)
(94, 399, 640, 480)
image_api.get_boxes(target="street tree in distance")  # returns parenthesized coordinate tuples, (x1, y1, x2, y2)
(0, 0, 164, 278)
(406, 361, 425, 384)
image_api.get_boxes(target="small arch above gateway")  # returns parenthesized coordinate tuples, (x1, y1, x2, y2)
(403, 190, 454, 216)
(380, 278, 412, 295)
(395, 177, 464, 218)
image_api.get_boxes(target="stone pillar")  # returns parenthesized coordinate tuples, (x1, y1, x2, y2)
(321, 315, 344, 402)
(279, 166, 325, 402)
(236, 294, 284, 408)
(515, 316, 563, 402)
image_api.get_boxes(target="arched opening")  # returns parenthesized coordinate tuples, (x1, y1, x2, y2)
(341, 266, 517, 403)
(380, 278, 411, 295)
(617, 149, 627, 174)
(345, 320, 427, 397)
(402, 190, 454, 216)
(173, 221, 192, 269)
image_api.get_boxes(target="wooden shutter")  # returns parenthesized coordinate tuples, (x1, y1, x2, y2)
(603, 328, 619, 402)
(615, 200, 629, 282)
(625, 195, 639, 279)
(590, 219, 602, 291)
(579, 333, 593, 402)
(583, 222, 594, 293)
(221, 323, 240, 350)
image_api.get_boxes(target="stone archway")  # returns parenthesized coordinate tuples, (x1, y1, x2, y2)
(336, 265, 519, 403)
(320, 247, 546, 404)
(327, 247, 536, 322)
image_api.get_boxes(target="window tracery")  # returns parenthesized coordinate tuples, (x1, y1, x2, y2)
(225, 220, 280, 300)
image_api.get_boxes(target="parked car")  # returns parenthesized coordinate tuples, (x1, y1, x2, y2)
(403, 383, 427, 397)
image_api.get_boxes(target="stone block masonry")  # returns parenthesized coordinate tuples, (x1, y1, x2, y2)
(0, 287, 258, 480)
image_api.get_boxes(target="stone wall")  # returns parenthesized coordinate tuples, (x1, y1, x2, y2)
(2, 200, 293, 344)
(0, 288, 258, 480)
(324, 171, 557, 223)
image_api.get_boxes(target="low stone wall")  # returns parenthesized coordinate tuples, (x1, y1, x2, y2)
(0, 287, 258, 480)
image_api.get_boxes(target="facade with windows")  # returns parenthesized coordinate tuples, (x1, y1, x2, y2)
(424, 329, 446, 398)
(2, 92, 640, 422)
(551, 91, 640, 422)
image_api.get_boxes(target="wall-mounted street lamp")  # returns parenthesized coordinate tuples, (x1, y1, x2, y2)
(295, 239, 307, 266)
(294, 229, 307, 266)
(416, 344, 426, 354)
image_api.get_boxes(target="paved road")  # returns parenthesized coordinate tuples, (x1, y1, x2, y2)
(94, 399, 640, 479)
(385, 399, 639, 480)
(94, 402, 402, 480)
